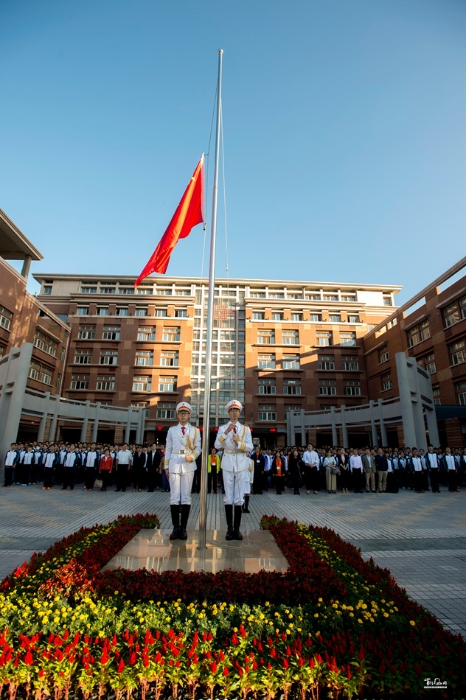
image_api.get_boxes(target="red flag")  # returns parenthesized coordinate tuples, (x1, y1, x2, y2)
(135, 156, 204, 285)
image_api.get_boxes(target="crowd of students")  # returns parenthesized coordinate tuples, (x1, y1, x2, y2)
(2, 440, 466, 496)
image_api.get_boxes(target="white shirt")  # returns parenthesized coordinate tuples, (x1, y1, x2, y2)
(350, 455, 363, 471)
(86, 450, 98, 467)
(302, 450, 319, 470)
(412, 457, 422, 472)
(427, 452, 438, 468)
(116, 449, 132, 465)
(22, 451, 34, 465)
(445, 455, 456, 470)
(44, 452, 56, 468)
(64, 452, 77, 467)
(165, 423, 201, 473)
(5, 450, 17, 467)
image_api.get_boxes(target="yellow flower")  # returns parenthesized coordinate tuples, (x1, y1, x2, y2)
(314, 613, 319, 618)
(357, 619, 363, 624)
(410, 620, 416, 626)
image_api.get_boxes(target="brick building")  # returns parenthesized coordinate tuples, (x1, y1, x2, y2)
(363, 257, 466, 447)
(0, 209, 70, 440)
(34, 273, 399, 445)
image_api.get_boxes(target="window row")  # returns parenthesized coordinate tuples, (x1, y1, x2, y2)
(317, 355, 359, 371)
(28, 361, 53, 386)
(70, 375, 178, 392)
(0, 305, 13, 331)
(73, 349, 179, 367)
(258, 378, 301, 395)
(443, 295, 466, 328)
(77, 326, 181, 341)
(33, 330, 58, 357)
(252, 312, 360, 323)
(77, 307, 188, 318)
(319, 380, 361, 396)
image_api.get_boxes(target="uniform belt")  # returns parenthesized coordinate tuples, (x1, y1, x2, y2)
(223, 449, 240, 454)
(171, 450, 189, 455)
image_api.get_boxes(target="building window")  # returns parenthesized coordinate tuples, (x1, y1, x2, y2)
(74, 349, 92, 364)
(319, 380, 336, 395)
(341, 294, 356, 302)
(175, 309, 188, 318)
(381, 373, 393, 391)
(269, 292, 284, 299)
(348, 314, 359, 323)
(290, 313, 302, 321)
(162, 327, 180, 342)
(157, 287, 173, 296)
(317, 332, 333, 346)
(132, 376, 152, 392)
(81, 286, 97, 294)
(449, 339, 465, 366)
(137, 287, 153, 295)
(156, 308, 168, 317)
(250, 291, 266, 298)
(117, 307, 129, 316)
(272, 312, 283, 321)
(102, 326, 121, 340)
(284, 379, 301, 395)
(339, 332, 356, 346)
(56, 372, 62, 389)
(407, 319, 431, 346)
(28, 361, 53, 385)
(258, 354, 276, 369)
(137, 326, 156, 342)
(378, 346, 389, 363)
(33, 331, 58, 357)
(100, 287, 116, 294)
(135, 351, 153, 366)
(258, 379, 276, 394)
(444, 297, 466, 327)
(329, 314, 341, 323)
(120, 287, 135, 295)
(318, 355, 335, 370)
(159, 376, 177, 392)
(432, 386, 441, 405)
(461, 296, 466, 319)
(307, 294, 322, 301)
(98, 307, 109, 316)
(156, 402, 176, 419)
(282, 330, 299, 345)
(418, 352, 437, 374)
(283, 355, 300, 369)
(258, 329, 275, 344)
(342, 356, 359, 370)
(456, 381, 466, 406)
(99, 350, 118, 365)
(383, 295, 392, 306)
(96, 376, 115, 391)
(70, 374, 89, 390)
(252, 311, 265, 320)
(258, 405, 277, 420)
(131, 401, 150, 416)
(344, 381, 361, 396)
(285, 404, 302, 413)
(78, 325, 95, 340)
(161, 350, 179, 367)
(323, 294, 338, 302)
(77, 307, 89, 316)
(310, 313, 322, 322)
(43, 286, 52, 295)
(135, 307, 147, 317)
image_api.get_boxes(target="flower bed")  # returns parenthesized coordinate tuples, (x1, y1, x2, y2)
(0, 514, 464, 698)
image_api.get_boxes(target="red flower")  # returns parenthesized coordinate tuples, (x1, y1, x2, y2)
(223, 666, 229, 677)
(117, 658, 125, 674)
(24, 650, 33, 666)
(210, 661, 217, 673)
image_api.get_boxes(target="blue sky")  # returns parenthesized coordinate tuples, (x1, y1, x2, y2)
(1, 0, 465, 303)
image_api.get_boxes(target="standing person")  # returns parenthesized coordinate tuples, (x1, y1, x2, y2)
(207, 448, 220, 494)
(98, 448, 113, 491)
(362, 448, 376, 493)
(375, 448, 388, 493)
(115, 443, 132, 492)
(425, 446, 440, 493)
(215, 400, 253, 541)
(42, 446, 58, 490)
(146, 443, 163, 492)
(3, 444, 19, 488)
(242, 456, 254, 513)
(84, 443, 100, 491)
(271, 450, 285, 494)
(132, 445, 147, 492)
(337, 448, 350, 494)
(21, 445, 34, 485)
(411, 449, 424, 493)
(324, 449, 338, 494)
(288, 448, 304, 495)
(252, 446, 265, 494)
(165, 402, 201, 541)
(349, 450, 364, 493)
(444, 447, 459, 492)
(62, 445, 78, 490)
(302, 443, 319, 495)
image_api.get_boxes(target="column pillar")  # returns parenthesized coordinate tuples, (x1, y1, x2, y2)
(330, 406, 338, 446)
(369, 400, 378, 447)
(37, 391, 51, 442)
(80, 400, 91, 442)
(0, 344, 33, 462)
(91, 402, 101, 443)
(378, 399, 388, 446)
(48, 394, 61, 442)
(21, 255, 32, 280)
(340, 405, 348, 447)
(300, 409, 306, 447)
(136, 408, 145, 444)
(125, 408, 132, 444)
(425, 407, 440, 447)
(395, 353, 417, 447)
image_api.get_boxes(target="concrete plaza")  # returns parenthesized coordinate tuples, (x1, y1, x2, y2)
(0, 486, 465, 638)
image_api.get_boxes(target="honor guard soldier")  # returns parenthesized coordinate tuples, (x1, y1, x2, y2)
(165, 402, 201, 541)
(215, 400, 253, 541)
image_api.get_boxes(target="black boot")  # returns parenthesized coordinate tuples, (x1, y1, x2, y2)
(170, 505, 180, 540)
(179, 504, 190, 540)
(243, 494, 250, 513)
(233, 505, 243, 541)
(225, 504, 234, 540)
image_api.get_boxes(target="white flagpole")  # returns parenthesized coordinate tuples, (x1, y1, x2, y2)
(199, 49, 223, 551)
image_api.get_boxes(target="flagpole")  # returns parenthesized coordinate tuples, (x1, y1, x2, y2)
(199, 49, 223, 551)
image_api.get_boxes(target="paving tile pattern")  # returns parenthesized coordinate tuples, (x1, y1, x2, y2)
(0, 486, 464, 637)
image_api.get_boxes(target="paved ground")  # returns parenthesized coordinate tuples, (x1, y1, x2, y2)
(1, 485, 465, 638)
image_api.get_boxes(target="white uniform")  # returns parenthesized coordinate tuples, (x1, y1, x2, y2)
(215, 422, 253, 506)
(165, 423, 201, 506)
